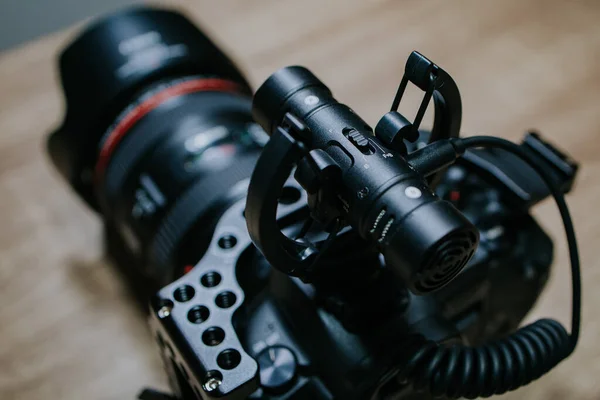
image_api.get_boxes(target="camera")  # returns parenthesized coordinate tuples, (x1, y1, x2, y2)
(47, 7, 581, 400)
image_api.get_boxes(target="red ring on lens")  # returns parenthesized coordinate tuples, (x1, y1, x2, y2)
(94, 78, 242, 181)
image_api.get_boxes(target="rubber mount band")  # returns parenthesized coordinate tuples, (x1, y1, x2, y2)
(94, 78, 242, 181)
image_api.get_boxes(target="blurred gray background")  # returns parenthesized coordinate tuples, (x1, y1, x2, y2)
(0, 0, 138, 51)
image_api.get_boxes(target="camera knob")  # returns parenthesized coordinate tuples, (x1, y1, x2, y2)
(257, 346, 297, 394)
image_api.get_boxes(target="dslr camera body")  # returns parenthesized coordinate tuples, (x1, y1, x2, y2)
(48, 8, 579, 400)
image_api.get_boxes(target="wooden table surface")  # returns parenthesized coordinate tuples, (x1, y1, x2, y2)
(1, 0, 599, 399)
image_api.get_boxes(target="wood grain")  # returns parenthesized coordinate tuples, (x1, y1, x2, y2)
(1, 0, 599, 398)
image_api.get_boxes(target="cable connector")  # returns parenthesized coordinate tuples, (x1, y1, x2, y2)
(407, 138, 465, 178)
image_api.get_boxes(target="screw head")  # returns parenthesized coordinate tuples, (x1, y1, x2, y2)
(357, 187, 369, 199)
(204, 377, 222, 392)
(157, 305, 172, 319)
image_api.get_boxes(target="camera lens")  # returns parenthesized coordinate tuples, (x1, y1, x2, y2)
(48, 7, 266, 286)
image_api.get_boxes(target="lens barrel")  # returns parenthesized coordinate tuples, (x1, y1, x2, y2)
(48, 7, 264, 286)
(49, 7, 252, 207)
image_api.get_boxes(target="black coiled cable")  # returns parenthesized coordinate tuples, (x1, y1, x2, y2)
(398, 136, 581, 398)
(401, 319, 570, 398)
